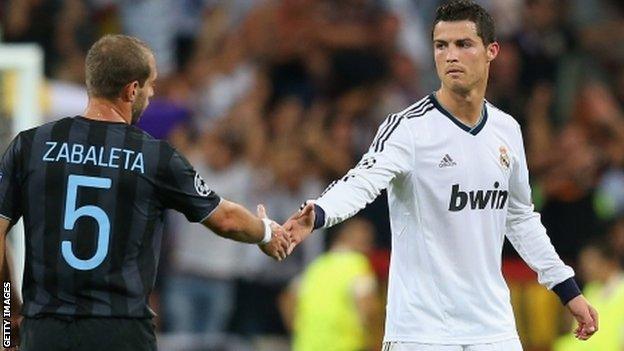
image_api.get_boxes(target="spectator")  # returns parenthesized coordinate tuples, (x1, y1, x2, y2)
(553, 238, 624, 351)
(279, 218, 383, 351)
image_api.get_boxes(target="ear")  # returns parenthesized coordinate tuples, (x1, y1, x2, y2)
(486, 41, 500, 62)
(121, 81, 140, 102)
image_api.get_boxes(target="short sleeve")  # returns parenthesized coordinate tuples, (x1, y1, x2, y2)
(0, 134, 23, 223)
(155, 147, 221, 223)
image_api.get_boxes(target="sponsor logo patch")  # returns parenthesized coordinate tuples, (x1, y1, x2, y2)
(439, 154, 457, 168)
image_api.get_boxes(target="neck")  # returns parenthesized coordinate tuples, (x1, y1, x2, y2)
(436, 85, 486, 127)
(83, 97, 131, 124)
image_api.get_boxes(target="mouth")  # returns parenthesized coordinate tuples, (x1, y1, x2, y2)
(446, 68, 464, 74)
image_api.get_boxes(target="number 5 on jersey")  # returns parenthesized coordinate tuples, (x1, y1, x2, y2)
(62, 175, 112, 270)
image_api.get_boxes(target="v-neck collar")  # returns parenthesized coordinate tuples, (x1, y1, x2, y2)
(430, 93, 488, 136)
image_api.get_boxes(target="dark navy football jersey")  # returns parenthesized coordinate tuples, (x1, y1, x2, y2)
(0, 116, 221, 318)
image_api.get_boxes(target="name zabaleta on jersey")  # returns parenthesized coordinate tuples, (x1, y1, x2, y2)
(42, 142, 145, 174)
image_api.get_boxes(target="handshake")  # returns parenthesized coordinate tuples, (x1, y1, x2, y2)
(256, 202, 316, 261)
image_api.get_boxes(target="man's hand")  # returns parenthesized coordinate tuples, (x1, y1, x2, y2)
(566, 295, 598, 340)
(257, 205, 291, 261)
(283, 202, 315, 255)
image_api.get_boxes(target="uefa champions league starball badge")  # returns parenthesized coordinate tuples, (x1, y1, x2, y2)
(194, 172, 212, 197)
(499, 146, 510, 170)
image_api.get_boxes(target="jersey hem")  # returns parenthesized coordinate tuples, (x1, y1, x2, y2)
(383, 331, 519, 345)
(197, 197, 224, 223)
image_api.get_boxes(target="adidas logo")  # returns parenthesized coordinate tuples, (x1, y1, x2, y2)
(439, 154, 457, 168)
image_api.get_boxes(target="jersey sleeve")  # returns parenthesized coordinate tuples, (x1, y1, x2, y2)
(0, 134, 23, 224)
(505, 123, 575, 289)
(155, 146, 222, 223)
(315, 115, 414, 228)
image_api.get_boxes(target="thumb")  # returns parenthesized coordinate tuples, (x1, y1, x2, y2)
(257, 204, 267, 219)
(576, 309, 596, 332)
(299, 202, 315, 218)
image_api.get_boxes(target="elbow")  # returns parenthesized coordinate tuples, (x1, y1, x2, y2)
(205, 201, 243, 237)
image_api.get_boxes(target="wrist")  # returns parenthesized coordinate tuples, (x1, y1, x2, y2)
(553, 277, 582, 305)
(259, 218, 272, 245)
(313, 204, 325, 230)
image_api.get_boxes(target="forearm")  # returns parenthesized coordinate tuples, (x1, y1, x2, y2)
(507, 218, 574, 285)
(202, 200, 266, 244)
(315, 167, 392, 228)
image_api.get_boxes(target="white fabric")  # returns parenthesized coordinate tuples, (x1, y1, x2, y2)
(315, 95, 574, 344)
(383, 337, 523, 351)
(260, 218, 273, 244)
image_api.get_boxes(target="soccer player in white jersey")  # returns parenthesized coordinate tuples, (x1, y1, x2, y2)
(284, 1, 598, 350)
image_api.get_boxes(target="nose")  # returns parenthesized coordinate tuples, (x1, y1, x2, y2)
(446, 45, 459, 63)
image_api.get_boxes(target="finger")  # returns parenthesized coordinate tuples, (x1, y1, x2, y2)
(287, 241, 298, 255)
(300, 202, 314, 217)
(276, 244, 286, 261)
(589, 306, 599, 331)
(257, 204, 267, 218)
(272, 223, 291, 244)
(280, 236, 290, 251)
(577, 310, 596, 334)
(295, 203, 315, 220)
(269, 246, 282, 261)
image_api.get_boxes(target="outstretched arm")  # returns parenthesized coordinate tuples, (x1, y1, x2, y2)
(203, 200, 290, 260)
(285, 114, 415, 253)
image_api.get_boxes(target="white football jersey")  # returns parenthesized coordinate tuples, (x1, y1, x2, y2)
(315, 94, 575, 344)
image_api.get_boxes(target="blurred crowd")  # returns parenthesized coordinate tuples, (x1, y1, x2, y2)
(1, 0, 624, 350)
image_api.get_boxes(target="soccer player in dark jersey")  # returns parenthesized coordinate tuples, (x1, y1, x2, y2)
(0, 34, 290, 351)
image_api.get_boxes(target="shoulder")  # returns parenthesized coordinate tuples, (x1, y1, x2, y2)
(379, 95, 436, 135)
(21, 117, 73, 136)
(126, 124, 160, 142)
(12, 117, 75, 148)
(485, 100, 522, 133)
(394, 94, 436, 120)
(125, 125, 177, 156)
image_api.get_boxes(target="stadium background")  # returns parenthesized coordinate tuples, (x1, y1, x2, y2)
(1, 0, 623, 350)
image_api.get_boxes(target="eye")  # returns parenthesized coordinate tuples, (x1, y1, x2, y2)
(435, 43, 446, 49)
(461, 41, 472, 48)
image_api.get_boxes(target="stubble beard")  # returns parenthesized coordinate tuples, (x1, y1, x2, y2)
(131, 92, 147, 125)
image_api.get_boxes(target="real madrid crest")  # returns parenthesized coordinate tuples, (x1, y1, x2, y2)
(499, 146, 510, 170)
(194, 172, 212, 197)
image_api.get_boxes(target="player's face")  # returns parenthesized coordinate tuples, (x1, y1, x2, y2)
(433, 20, 498, 95)
(131, 54, 158, 125)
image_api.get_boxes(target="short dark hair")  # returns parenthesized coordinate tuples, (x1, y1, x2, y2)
(432, 0, 497, 45)
(85, 34, 153, 99)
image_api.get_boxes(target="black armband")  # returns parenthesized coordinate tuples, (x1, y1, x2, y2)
(313, 204, 326, 230)
(552, 277, 581, 305)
